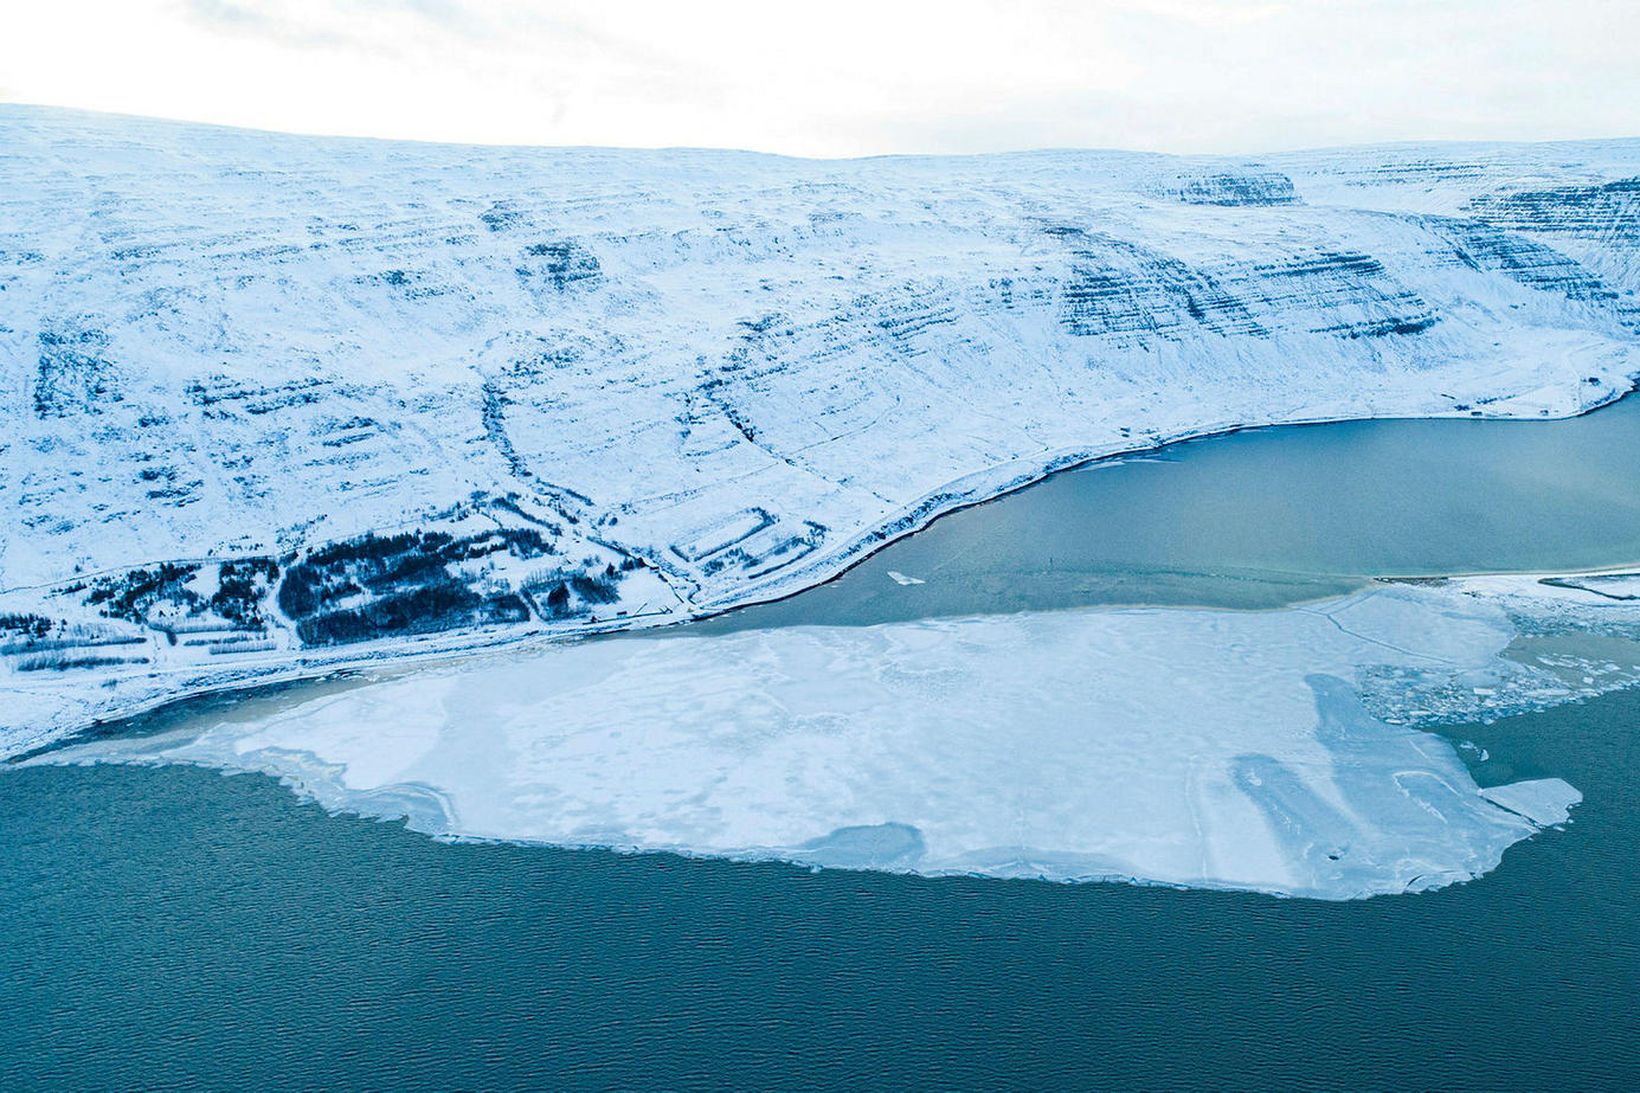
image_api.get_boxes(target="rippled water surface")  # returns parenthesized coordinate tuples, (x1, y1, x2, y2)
(6, 403, 1640, 1088)
(3, 686, 1637, 1089)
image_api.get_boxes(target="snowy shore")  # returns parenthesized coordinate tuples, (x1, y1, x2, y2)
(4, 106, 1640, 753)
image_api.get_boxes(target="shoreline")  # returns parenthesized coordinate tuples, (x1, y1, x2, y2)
(7, 380, 1639, 758)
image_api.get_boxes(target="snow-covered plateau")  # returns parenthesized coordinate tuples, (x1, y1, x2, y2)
(4, 105, 1640, 755)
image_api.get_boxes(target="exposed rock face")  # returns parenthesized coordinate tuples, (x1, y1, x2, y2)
(2, 107, 1639, 746)
(1161, 169, 1299, 206)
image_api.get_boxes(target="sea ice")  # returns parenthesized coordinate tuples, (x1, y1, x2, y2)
(1479, 780, 1582, 826)
(29, 582, 1607, 900)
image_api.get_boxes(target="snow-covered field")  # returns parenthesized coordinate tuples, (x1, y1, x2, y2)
(4, 105, 1640, 751)
(31, 575, 1640, 899)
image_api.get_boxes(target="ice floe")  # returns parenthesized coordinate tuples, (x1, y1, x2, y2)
(30, 578, 1640, 900)
(1479, 780, 1582, 827)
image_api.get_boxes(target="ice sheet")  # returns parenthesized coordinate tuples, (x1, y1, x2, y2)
(29, 583, 1597, 899)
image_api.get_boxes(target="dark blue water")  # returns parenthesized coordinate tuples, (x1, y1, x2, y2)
(6, 403, 1640, 1089)
(2, 686, 1637, 1089)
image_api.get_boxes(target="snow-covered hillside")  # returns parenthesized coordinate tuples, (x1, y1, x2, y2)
(3, 106, 1640, 749)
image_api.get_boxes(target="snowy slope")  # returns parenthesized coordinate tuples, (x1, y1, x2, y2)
(3, 106, 1640, 748)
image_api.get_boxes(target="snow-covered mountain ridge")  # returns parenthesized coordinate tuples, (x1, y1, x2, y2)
(3, 106, 1640, 749)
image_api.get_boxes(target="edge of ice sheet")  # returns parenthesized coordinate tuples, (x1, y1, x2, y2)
(1479, 780, 1582, 827)
(27, 577, 1636, 901)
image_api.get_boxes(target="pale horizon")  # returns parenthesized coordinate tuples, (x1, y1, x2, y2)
(6, 1, 1639, 158)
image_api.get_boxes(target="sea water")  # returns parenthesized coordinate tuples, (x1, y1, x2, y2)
(7, 402, 1640, 1087)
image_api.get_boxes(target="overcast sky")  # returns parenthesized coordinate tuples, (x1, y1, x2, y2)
(5, 0, 1638, 156)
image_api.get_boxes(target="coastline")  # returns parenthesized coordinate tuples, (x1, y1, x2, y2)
(7, 375, 1637, 761)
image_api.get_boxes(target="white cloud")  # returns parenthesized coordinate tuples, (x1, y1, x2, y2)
(3, 0, 1637, 155)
